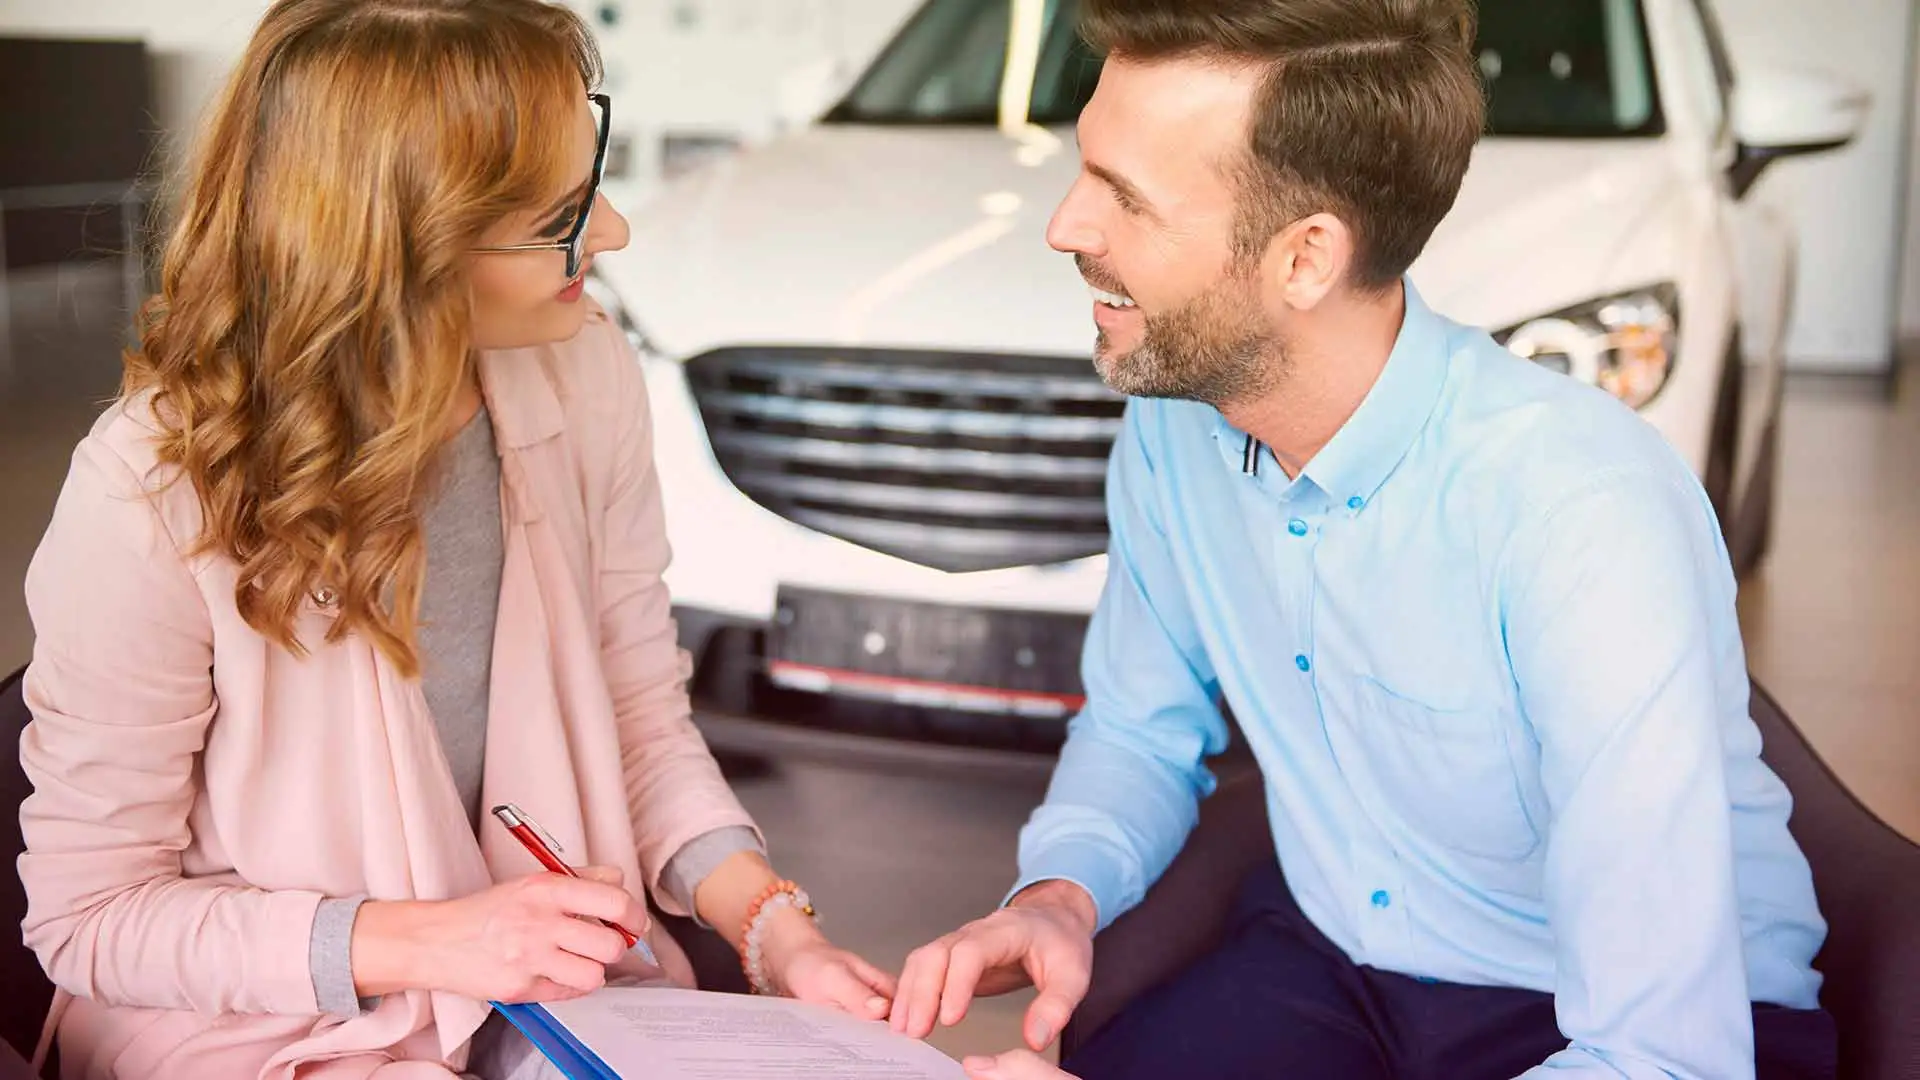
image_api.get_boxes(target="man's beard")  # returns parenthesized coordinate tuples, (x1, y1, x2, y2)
(1082, 258, 1284, 406)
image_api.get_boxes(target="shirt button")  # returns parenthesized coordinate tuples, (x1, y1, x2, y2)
(1371, 889, 1391, 909)
(1348, 496, 1366, 511)
(1295, 654, 1311, 673)
(1287, 519, 1308, 537)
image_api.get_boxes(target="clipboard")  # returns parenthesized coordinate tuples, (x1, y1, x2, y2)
(489, 987, 965, 1079)
(490, 1002, 624, 1080)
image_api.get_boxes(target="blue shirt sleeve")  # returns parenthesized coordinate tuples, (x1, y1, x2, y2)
(1007, 403, 1230, 931)
(1501, 467, 1754, 1079)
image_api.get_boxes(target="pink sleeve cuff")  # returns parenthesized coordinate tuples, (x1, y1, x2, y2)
(256, 888, 327, 1015)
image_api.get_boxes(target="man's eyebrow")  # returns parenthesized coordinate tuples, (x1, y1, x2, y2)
(1086, 162, 1159, 219)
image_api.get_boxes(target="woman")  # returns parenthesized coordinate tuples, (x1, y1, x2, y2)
(15, 2, 894, 1077)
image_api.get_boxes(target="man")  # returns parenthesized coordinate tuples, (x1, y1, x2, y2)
(886, 1, 1837, 1078)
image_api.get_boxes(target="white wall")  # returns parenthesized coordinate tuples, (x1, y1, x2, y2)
(577, 0, 918, 202)
(0, 0, 271, 162)
(1716, 0, 1917, 372)
(1900, 9, 1920, 353)
(587, 0, 913, 135)
(0, 0, 917, 192)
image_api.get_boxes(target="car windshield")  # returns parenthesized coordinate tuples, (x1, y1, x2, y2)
(824, 0, 1662, 137)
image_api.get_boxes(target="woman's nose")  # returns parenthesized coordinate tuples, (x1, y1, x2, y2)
(586, 192, 630, 256)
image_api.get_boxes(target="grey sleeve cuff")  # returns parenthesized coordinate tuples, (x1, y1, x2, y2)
(310, 896, 379, 1018)
(659, 826, 766, 926)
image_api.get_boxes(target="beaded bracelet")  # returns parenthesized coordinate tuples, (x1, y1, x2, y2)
(740, 879, 816, 996)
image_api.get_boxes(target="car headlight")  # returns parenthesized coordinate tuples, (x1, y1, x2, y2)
(1492, 284, 1678, 410)
(582, 269, 667, 362)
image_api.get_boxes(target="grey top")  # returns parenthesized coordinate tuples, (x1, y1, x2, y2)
(421, 406, 507, 828)
(307, 408, 762, 1019)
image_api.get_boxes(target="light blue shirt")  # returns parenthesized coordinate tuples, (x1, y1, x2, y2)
(1014, 282, 1826, 1079)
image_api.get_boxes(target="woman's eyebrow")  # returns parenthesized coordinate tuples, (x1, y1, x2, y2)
(536, 177, 590, 220)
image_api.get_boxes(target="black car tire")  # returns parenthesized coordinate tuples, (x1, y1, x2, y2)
(1700, 328, 1780, 578)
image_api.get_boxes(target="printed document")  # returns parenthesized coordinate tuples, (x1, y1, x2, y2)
(542, 987, 969, 1079)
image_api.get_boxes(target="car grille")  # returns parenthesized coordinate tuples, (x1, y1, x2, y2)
(684, 346, 1124, 573)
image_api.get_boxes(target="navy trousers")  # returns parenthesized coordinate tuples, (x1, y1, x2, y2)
(1064, 863, 1837, 1080)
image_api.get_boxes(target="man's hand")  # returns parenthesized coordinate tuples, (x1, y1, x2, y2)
(889, 880, 1097, 1051)
(962, 1050, 1079, 1080)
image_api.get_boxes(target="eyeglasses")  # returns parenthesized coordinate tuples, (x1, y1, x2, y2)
(473, 93, 612, 280)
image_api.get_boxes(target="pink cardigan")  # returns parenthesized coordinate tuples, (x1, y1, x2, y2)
(16, 308, 761, 1078)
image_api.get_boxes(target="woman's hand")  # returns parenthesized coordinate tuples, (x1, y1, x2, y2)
(353, 866, 652, 1003)
(758, 905, 898, 1020)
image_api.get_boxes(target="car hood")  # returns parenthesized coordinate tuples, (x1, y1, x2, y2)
(600, 124, 1688, 358)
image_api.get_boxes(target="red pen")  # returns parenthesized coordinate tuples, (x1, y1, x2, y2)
(491, 802, 659, 967)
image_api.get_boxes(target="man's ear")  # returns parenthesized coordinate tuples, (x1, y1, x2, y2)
(1262, 212, 1354, 311)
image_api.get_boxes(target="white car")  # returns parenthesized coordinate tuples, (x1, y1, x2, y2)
(589, 0, 1865, 750)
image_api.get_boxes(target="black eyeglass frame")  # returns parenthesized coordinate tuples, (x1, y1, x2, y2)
(473, 93, 612, 280)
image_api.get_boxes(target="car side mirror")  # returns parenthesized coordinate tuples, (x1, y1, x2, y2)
(773, 57, 855, 134)
(1728, 66, 1870, 198)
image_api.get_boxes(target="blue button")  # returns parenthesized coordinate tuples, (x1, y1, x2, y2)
(1348, 496, 1366, 511)
(1295, 654, 1311, 673)
(1287, 519, 1308, 537)
(1371, 890, 1391, 909)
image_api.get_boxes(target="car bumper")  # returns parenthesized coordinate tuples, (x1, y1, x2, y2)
(675, 601, 1083, 753)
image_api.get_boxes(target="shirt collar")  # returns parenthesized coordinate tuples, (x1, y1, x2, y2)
(476, 342, 566, 450)
(1297, 278, 1449, 512)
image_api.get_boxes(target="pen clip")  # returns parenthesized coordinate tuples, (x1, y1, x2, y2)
(493, 802, 567, 860)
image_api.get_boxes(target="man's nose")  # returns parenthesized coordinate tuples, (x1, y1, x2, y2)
(1046, 179, 1103, 258)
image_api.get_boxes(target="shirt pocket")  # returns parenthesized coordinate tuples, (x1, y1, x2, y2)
(1344, 675, 1541, 862)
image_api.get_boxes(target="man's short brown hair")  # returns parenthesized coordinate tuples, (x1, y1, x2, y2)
(1081, 0, 1486, 291)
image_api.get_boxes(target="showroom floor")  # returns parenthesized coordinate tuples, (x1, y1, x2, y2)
(1, 264, 1915, 1059)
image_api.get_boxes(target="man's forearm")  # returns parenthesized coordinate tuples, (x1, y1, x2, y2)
(1007, 722, 1213, 932)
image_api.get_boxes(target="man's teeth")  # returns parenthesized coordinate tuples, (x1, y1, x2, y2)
(1090, 286, 1136, 309)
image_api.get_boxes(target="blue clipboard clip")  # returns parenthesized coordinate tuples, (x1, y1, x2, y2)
(490, 1001, 624, 1080)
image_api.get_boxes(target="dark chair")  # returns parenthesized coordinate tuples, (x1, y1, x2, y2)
(1, 666, 55, 1067)
(0, 663, 746, 1072)
(0, 1033, 35, 1080)
(1060, 679, 1920, 1080)
(659, 910, 752, 995)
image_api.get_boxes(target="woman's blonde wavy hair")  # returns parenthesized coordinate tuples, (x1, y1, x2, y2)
(125, 0, 601, 676)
